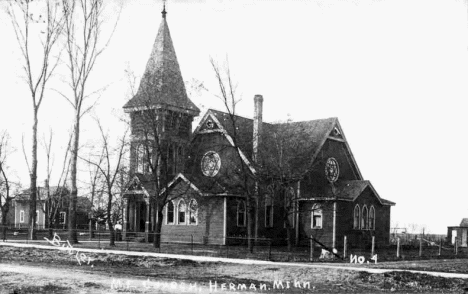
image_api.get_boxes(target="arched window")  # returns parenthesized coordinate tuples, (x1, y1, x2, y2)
(353, 205, 360, 229)
(135, 144, 154, 174)
(361, 205, 368, 230)
(178, 199, 186, 224)
(166, 201, 174, 224)
(237, 201, 246, 227)
(189, 199, 198, 225)
(265, 195, 273, 228)
(311, 204, 322, 229)
(369, 206, 375, 230)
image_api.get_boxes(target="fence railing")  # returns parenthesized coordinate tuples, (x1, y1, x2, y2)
(0, 226, 463, 263)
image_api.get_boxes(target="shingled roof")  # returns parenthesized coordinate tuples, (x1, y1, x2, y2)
(123, 10, 199, 115)
(460, 218, 468, 227)
(203, 109, 337, 176)
(267, 118, 337, 176)
(322, 180, 395, 206)
(208, 109, 256, 159)
(14, 186, 69, 201)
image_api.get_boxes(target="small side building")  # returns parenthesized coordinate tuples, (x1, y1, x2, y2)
(447, 218, 468, 247)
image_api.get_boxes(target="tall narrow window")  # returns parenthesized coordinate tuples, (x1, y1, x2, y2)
(59, 212, 66, 224)
(237, 201, 246, 227)
(168, 145, 175, 174)
(189, 199, 198, 225)
(265, 195, 273, 228)
(178, 200, 186, 224)
(36, 210, 39, 225)
(353, 205, 360, 229)
(369, 206, 375, 230)
(136, 144, 145, 174)
(20, 210, 25, 223)
(311, 204, 322, 229)
(167, 201, 174, 224)
(361, 206, 368, 230)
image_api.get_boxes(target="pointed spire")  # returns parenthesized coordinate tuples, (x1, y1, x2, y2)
(161, 1, 167, 19)
(123, 4, 199, 115)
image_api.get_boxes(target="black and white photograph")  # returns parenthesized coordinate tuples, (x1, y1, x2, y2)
(1, 0, 468, 293)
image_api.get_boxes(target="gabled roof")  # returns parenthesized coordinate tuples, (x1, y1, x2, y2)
(123, 174, 154, 198)
(195, 109, 338, 177)
(207, 109, 256, 159)
(193, 109, 257, 175)
(193, 109, 354, 177)
(14, 186, 69, 201)
(123, 11, 199, 115)
(266, 118, 338, 176)
(460, 218, 468, 227)
(163, 173, 245, 197)
(322, 180, 395, 206)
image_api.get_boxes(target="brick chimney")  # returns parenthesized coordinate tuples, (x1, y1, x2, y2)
(253, 94, 263, 163)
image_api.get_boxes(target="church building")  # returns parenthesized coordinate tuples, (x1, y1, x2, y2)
(121, 6, 395, 251)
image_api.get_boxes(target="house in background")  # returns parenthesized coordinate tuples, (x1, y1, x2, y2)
(0, 204, 15, 228)
(121, 7, 395, 250)
(13, 183, 91, 230)
(447, 218, 468, 247)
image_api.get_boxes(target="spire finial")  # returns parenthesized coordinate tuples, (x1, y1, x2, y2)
(162, 0, 167, 19)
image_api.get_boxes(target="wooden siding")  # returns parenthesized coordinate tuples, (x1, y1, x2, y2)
(161, 190, 225, 245)
(335, 187, 391, 249)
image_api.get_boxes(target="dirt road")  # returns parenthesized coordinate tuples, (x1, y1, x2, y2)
(2, 244, 468, 293)
(1, 262, 234, 294)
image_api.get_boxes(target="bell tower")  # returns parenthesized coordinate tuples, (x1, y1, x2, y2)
(123, 5, 200, 179)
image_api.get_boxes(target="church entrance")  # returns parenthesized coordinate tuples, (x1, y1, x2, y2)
(124, 194, 150, 234)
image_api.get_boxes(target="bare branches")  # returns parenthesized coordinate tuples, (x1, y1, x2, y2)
(7, 0, 64, 110)
(80, 118, 128, 246)
(61, 0, 120, 243)
(0, 130, 15, 237)
(7, 0, 65, 241)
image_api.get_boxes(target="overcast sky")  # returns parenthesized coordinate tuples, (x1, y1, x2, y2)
(1, 0, 467, 234)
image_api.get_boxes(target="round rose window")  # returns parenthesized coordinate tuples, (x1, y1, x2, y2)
(325, 157, 339, 183)
(201, 151, 221, 177)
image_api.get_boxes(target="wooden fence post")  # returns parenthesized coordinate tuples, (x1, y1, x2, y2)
(438, 238, 442, 256)
(310, 238, 314, 261)
(371, 236, 375, 257)
(455, 239, 458, 255)
(419, 237, 422, 257)
(396, 237, 400, 258)
(343, 236, 347, 259)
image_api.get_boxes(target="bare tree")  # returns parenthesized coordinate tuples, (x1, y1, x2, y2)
(60, 0, 119, 243)
(0, 131, 17, 241)
(84, 142, 105, 238)
(7, 0, 64, 240)
(210, 58, 257, 252)
(41, 129, 72, 238)
(82, 119, 128, 246)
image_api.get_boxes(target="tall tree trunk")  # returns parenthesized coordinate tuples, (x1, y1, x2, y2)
(29, 110, 38, 240)
(68, 115, 80, 243)
(107, 191, 115, 246)
(1, 207, 9, 241)
(153, 204, 163, 248)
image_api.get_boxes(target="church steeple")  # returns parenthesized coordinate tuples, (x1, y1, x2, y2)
(123, 4, 199, 115)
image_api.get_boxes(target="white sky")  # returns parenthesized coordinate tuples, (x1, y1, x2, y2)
(1, 0, 467, 234)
